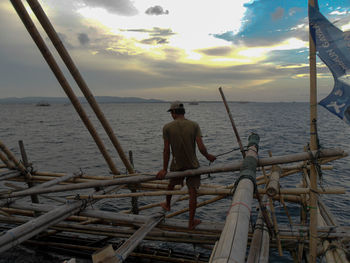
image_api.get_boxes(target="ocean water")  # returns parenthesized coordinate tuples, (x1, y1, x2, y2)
(0, 102, 349, 262)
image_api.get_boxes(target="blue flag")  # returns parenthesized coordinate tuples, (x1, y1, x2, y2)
(309, 5, 350, 124)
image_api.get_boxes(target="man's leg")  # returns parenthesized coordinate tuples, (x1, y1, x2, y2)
(188, 186, 201, 229)
(161, 183, 174, 211)
(161, 177, 183, 211)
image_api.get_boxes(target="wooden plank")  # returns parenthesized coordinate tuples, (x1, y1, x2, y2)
(92, 245, 118, 263)
(110, 185, 187, 262)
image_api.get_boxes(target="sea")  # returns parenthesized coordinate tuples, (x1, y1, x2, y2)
(0, 101, 349, 262)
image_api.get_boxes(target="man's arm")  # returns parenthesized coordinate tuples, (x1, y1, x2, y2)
(156, 139, 170, 179)
(196, 136, 216, 162)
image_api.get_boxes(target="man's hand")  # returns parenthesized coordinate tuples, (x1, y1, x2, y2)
(206, 154, 216, 163)
(156, 169, 167, 179)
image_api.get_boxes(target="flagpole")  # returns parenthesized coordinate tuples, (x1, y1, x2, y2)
(308, 0, 318, 262)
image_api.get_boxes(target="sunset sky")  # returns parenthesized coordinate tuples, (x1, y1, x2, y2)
(0, 0, 349, 101)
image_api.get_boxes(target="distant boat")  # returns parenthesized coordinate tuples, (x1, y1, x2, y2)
(189, 101, 199, 105)
(36, 102, 50, 106)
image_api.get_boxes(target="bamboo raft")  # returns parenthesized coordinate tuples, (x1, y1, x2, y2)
(1, 0, 350, 262)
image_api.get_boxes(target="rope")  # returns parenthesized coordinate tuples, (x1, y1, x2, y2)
(215, 147, 242, 159)
(206, 147, 241, 178)
(114, 253, 124, 262)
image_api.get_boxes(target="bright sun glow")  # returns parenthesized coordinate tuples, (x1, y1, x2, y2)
(76, 0, 253, 66)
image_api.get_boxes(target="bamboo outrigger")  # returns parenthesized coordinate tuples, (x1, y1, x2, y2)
(1, 0, 350, 262)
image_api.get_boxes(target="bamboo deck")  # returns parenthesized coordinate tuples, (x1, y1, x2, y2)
(0, 139, 349, 262)
(2, 0, 350, 262)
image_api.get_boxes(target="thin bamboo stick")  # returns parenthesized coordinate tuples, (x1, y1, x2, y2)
(26, 0, 134, 175)
(219, 87, 245, 158)
(166, 195, 224, 219)
(255, 154, 345, 184)
(9, 0, 120, 175)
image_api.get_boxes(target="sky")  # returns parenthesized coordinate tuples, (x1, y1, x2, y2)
(0, 0, 349, 102)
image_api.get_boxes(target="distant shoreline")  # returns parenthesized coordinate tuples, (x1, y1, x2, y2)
(0, 96, 165, 104)
(0, 96, 308, 104)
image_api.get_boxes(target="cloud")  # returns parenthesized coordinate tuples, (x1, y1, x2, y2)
(78, 33, 90, 46)
(271, 7, 284, 20)
(124, 27, 175, 37)
(197, 46, 232, 56)
(145, 5, 169, 16)
(140, 37, 168, 45)
(121, 27, 175, 45)
(80, 0, 138, 16)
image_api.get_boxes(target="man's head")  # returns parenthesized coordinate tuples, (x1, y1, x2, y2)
(167, 101, 185, 115)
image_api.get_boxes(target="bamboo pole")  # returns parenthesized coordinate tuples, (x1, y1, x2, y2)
(0, 140, 31, 179)
(246, 196, 270, 263)
(67, 187, 345, 200)
(0, 171, 22, 181)
(262, 165, 283, 256)
(308, 0, 319, 261)
(218, 87, 245, 158)
(26, 0, 134, 174)
(0, 140, 40, 204)
(2, 148, 345, 199)
(0, 182, 124, 253)
(0, 201, 84, 253)
(9, 0, 120, 175)
(266, 165, 281, 197)
(0, 151, 15, 169)
(211, 133, 260, 263)
(18, 140, 40, 204)
(113, 185, 188, 262)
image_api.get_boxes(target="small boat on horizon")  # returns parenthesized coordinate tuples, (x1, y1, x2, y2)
(188, 101, 199, 105)
(36, 102, 50, 106)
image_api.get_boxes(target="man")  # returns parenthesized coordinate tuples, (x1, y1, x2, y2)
(156, 101, 216, 229)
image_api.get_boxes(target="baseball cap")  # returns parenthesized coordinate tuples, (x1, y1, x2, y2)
(167, 101, 185, 112)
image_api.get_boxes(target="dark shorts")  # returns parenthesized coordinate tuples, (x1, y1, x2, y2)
(169, 175, 200, 189)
